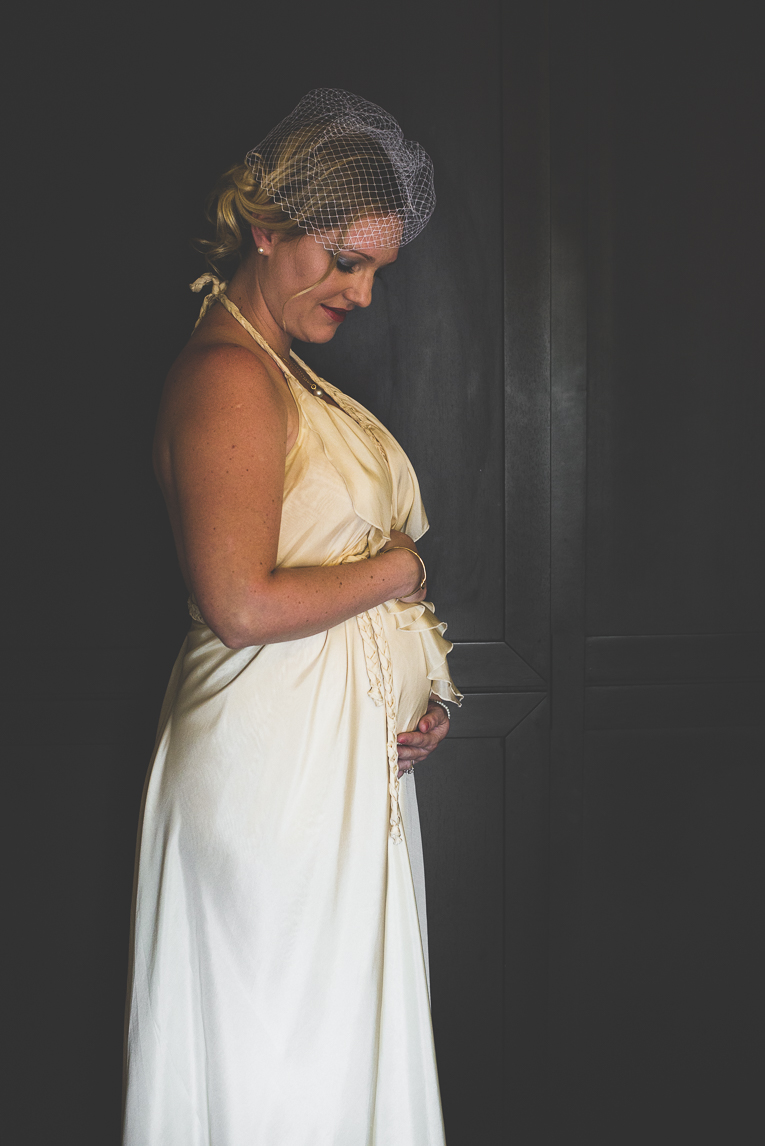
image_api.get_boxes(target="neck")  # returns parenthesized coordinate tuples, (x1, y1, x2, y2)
(226, 257, 292, 358)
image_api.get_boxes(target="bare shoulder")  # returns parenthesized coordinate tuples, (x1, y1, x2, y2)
(163, 335, 286, 418)
(153, 330, 298, 499)
(158, 331, 291, 436)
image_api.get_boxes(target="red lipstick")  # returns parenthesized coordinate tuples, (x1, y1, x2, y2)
(321, 305, 348, 323)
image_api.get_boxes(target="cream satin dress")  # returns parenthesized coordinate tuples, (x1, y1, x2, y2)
(122, 277, 462, 1146)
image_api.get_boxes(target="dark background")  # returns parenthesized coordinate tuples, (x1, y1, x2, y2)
(5, 2, 764, 1143)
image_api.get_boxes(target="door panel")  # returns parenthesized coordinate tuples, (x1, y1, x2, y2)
(418, 740, 506, 1141)
(546, 3, 765, 1143)
(580, 732, 765, 1144)
(586, 2, 765, 637)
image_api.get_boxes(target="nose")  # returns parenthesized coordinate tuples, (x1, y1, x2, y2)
(343, 272, 374, 309)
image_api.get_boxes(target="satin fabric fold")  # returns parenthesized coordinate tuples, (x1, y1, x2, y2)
(123, 294, 459, 1145)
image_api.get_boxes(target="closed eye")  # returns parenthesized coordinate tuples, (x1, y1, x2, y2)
(336, 256, 385, 278)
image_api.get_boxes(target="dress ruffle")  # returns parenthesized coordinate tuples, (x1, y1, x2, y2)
(382, 598, 463, 706)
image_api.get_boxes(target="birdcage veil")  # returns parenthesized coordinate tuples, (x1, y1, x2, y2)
(245, 88, 435, 252)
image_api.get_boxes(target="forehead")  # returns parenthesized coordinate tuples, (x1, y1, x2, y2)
(338, 217, 401, 265)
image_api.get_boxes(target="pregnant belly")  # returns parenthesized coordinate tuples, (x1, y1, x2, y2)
(383, 615, 432, 734)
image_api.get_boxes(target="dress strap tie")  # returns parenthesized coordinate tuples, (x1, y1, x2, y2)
(190, 273, 230, 326)
(190, 274, 301, 383)
(356, 608, 403, 844)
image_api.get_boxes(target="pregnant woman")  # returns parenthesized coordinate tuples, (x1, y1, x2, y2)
(122, 88, 461, 1146)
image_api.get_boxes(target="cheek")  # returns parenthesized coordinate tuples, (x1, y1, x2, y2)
(297, 270, 341, 309)
(295, 239, 333, 279)
(297, 281, 335, 312)
(320, 271, 350, 297)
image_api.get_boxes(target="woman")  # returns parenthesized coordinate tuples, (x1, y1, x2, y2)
(123, 88, 461, 1146)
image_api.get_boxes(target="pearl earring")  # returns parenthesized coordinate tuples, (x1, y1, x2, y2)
(257, 247, 265, 254)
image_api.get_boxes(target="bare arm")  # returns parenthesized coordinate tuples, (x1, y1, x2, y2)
(156, 344, 425, 649)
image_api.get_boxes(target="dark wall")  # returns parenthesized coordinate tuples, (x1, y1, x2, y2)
(5, 3, 764, 1144)
(570, 6, 765, 1141)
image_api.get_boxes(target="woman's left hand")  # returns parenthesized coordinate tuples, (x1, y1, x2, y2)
(396, 699, 450, 777)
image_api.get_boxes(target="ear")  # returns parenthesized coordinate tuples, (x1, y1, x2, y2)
(251, 224, 277, 253)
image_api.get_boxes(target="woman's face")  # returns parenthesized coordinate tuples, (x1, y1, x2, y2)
(258, 220, 399, 344)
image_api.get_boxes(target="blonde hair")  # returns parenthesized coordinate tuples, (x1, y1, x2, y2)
(197, 128, 403, 269)
(193, 162, 339, 325)
(197, 134, 404, 319)
(196, 162, 309, 273)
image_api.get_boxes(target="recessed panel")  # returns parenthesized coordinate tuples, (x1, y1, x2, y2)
(577, 727, 765, 1144)
(416, 738, 505, 1142)
(585, 7, 765, 636)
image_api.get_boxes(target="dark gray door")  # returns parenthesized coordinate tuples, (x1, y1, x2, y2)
(387, 5, 763, 1144)
(544, 6, 765, 1144)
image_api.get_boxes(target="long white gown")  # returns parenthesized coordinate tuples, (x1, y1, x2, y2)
(122, 278, 462, 1146)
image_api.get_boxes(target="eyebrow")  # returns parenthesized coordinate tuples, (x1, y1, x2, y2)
(342, 249, 374, 261)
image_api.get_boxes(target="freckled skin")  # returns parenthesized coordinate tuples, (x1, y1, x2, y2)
(152, 220, 449, 760)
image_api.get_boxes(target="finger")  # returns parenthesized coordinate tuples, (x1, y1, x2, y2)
(397, 735, 438, 758)
(417, 712, 436, 733)
(397, 730, 431, 748)
(419, 716, 449, 738)
(397, 741, 430, 758)
(397, 734, 434, 754)
(397, 744, 430, 763)
(422, 704, 449, 732)
(397, 751, 427, 773)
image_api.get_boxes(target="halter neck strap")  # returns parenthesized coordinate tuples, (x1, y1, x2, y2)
(188, 275, 389, 463)
(190, 273, 297, 382)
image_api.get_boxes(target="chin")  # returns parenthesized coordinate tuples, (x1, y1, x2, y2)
(303, 325, 340, 345)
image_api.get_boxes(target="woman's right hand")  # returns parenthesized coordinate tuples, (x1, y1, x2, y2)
(379, 531, 427, 603)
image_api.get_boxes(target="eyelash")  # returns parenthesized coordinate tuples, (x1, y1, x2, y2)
(336, 257, 383, 278)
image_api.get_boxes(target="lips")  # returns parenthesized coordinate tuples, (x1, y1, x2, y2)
(321, 305, 348, 323)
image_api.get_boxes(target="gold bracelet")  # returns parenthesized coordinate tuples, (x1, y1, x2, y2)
(385, 546, 427, 593)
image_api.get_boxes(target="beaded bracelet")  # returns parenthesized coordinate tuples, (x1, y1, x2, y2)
(429, 697, 451, 721)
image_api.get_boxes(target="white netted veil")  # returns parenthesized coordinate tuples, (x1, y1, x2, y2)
(245, 88, 435, 251)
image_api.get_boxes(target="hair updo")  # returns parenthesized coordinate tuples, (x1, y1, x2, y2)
(195, 162, 303, 276)
(196, 129, 409, 277)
